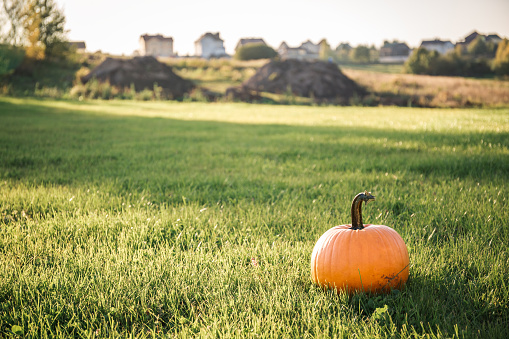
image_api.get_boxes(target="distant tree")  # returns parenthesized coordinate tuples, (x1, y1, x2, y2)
(492, 39, 509, 76)
(234, 44, 277, 61)
(319, 39, 333, 60)
(467, 36, 495, 58)
(335, 43, 351, 63)
(405, 48, 440, 74)
(369, 44, 379, 63)
(350, 45, 370, 64)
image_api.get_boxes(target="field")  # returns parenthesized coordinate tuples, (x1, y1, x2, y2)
(0, 97, 508, 338)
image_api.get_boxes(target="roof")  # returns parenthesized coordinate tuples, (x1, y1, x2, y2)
(140, 34, 173, 42)
(463, 31, 480, 44)
(195, 32, 223, 43)
(238, 38, 266, 46)
(236, 38, 266, 51)
(336, 43, 352, 50)
(487, 34, 501, 39)
(69, 41, 86, 49)
(380, 42, 410, 56)
(420, 39, 453, 46)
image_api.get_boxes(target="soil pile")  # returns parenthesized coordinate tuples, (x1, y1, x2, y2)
(82, 56, 194, 98)
(238, 59, 365, 101)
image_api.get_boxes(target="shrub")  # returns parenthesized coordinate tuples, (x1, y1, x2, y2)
(349, 45, 372, 64)
(0, 44, 25, 76)
(492, 39, 509, 76)
(405, 48, 493, 77)
(235, 44, 277, 61)
(405, 48, 440, 75)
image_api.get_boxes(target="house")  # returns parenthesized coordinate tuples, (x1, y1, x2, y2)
(69, 41, 86, 53)
(336, 43, 352, 52)
(195, 32, 227, 59)
(300, 40, 320, 55)
(456, 31, 503, 50)
(379, 42, 411, 63)
(235, 38, 266, 52)
(278, 40, 320, 60)
(419, 39, 454, 55)
(139, 34, 174, 58)
(486, 34, 502, 44)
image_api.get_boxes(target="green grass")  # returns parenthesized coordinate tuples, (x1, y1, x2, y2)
(0, 97, 508, 338)
(339, 63, 404, 74)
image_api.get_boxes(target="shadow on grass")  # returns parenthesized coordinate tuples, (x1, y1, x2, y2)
(1, 99, 507, 195)
(1, 99, 508, 337)
(343, 272, 508, 337)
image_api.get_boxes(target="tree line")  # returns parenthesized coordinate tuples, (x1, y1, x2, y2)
(236, 38, 509, 77)
(405, 36, 509, 77)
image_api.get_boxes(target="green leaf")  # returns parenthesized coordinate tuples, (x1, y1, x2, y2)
(11, 325, 23, 335)
(371, 305, 389, 321)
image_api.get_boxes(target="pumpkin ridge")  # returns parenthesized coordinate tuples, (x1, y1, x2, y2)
(373, 226, 396, 289)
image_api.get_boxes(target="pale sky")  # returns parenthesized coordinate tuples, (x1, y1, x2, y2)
(55, 0, 509, 56)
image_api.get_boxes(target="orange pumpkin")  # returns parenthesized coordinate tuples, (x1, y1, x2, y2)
(311, 191, 409, 294)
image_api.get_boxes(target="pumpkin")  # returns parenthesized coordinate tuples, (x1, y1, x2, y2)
(311, 191, 409, 294)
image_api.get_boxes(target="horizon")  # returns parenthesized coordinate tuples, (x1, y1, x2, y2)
(56, 0, 509, 56)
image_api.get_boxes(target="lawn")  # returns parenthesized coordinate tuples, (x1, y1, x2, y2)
(0, 97, 508, 338)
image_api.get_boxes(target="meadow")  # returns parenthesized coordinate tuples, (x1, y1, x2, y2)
(0, 97, 508, 338)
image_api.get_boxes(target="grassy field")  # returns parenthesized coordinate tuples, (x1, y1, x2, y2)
(0, 97, 508, 338)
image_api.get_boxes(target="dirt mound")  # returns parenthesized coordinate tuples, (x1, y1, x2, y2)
(82, 56, 194, 98)
(239, 59, 365, 101)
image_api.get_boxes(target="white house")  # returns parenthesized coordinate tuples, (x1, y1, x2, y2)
(139, 34, 174, 57)
(300, 40, 320, 55)
(419, 39, 454, 54)
(379, 42, 411, 63)
(195, 32, 227, 59)
(278, 40, 320, 60)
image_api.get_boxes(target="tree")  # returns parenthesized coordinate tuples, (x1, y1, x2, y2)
(467, 36, 494, 57)
(349, 45, 371, 64)
(335, 43, 351, 63)
(492, 39, 509, 76)
(0, 0, 68, 59)
(404, 48, 440, 74)
(234, 44, 277, 61)
(319, 39, 333, 60)
(1, 0, 25, 45)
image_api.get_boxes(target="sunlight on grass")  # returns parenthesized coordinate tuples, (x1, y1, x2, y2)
(0, 98, 508, 338)
(3, 97, 508, 133)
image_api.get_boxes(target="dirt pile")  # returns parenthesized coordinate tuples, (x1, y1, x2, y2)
(234, 59, 366, 102)
(82, 56, 194, 98)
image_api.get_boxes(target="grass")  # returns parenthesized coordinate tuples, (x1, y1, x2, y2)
(343, 69, 509, 108)
(166, 59, 264, 93)
(339, 63, 405, 74)
(0, 97, 508, 338)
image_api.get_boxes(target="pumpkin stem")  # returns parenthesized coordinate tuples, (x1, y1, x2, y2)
(350, 191, 376, 230)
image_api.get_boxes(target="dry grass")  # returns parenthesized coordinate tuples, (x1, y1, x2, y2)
(343, 69, 509, 108)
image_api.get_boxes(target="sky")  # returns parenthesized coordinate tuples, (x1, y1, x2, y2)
(55, 0, 509, 56)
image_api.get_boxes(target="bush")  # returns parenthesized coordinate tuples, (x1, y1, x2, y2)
(405, 48, 440, 74)
(405, 47, 493, 77)
(492, 39, 509, 76)
(234, 44, 277, 61)
(349, 45, 372, 64)
(0, 44, 25, 76)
